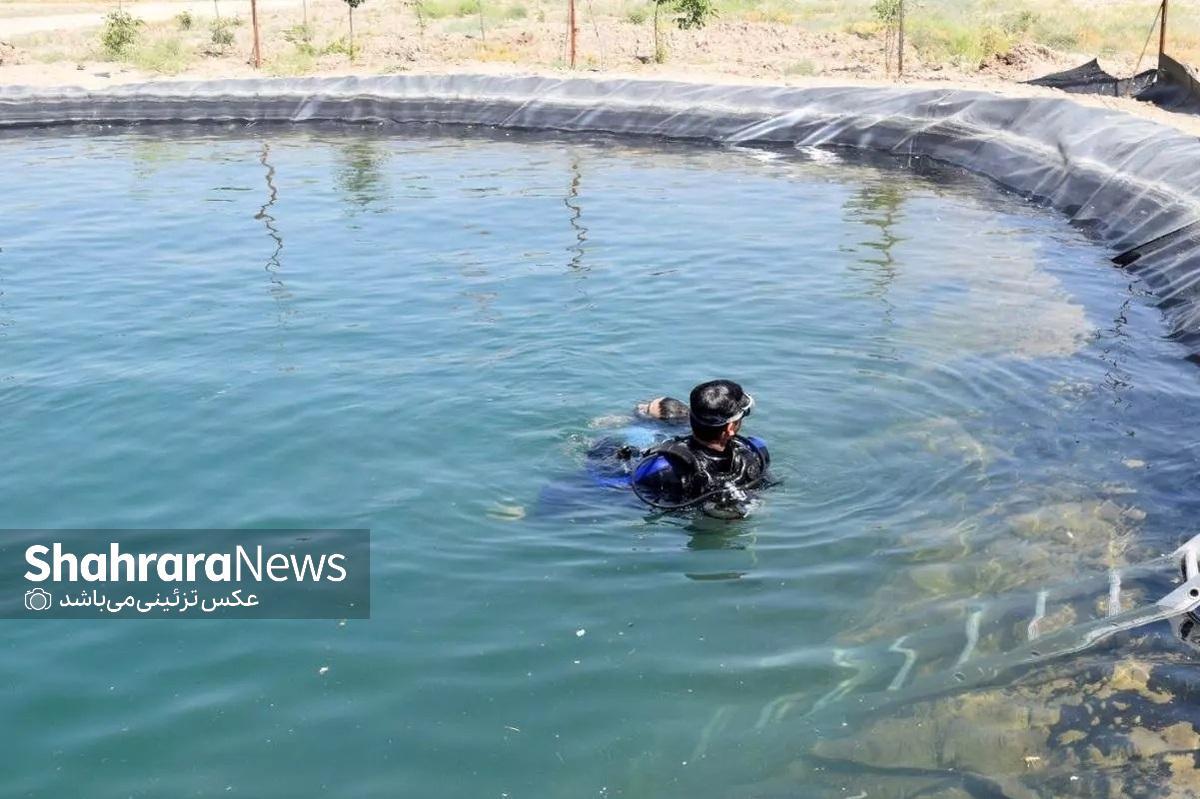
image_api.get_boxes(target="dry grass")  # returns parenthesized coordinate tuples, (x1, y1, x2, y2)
(711, 0, 1200, 68)
(897, 0, 1200, 68)
(2, 0, 1198, 79)
(127, 33, 194, 74)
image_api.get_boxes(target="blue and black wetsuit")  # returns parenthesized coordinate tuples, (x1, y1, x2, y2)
(632, 434, 770, 515)
(585, 424, 673, 489)
(535, 423, 678, 518)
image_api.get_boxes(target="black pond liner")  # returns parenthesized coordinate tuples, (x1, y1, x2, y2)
(1026, 57, 1158, 99)
(1140, 53, 1200, 115)
(1028, 53, 1200, 116)
(3, 74, 1200, 355)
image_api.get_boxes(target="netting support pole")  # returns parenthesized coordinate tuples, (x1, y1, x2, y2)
(897, 0, 904, 77)
(250, 0, 262, 68)
(568, 0, 578, 68)
(1160, 0, 1168, 62)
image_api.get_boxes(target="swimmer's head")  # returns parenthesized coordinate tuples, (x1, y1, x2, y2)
(689, 380, 754, 445)
(636, 396, 689, 422)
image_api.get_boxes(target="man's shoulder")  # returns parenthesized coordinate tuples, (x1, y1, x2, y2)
(633, 436, 694, 480)
(736, 434, 770, 465)
(633, 452, 677, 484)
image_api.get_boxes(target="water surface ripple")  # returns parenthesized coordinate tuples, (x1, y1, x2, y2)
(1, 127, 1198, 798)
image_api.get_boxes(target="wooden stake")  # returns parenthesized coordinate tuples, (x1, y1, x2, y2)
(1160, 0, 1169, 61)
(568, 0, 577, 68)
(250, 0, 262, 67)
(897, 0, 905, 77)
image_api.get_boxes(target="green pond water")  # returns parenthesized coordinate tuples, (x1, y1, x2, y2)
(2, 126, 1200, 798)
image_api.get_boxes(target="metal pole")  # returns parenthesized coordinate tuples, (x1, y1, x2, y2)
(250, 0, 262, 68)
(568, 0, 577, 68)
(897, 0, 905, 77)
(1160, 0, 1168, 61)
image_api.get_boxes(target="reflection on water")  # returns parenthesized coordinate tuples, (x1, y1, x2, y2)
(564, 152, 588, 274)
(256, 142, 296, 374)
(843, 180, 904, 314)
(1, 127, 1199, 799)
(334, 138, 389, 213)
(0, 240, 9, 340)
(256, 143, 289, 305)
(1098, 291, 1135, 423)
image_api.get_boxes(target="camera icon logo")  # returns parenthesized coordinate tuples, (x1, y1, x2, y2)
(24, 587, 52, 612)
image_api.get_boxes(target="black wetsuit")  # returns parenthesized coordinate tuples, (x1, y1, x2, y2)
(632, 434, 770, 512)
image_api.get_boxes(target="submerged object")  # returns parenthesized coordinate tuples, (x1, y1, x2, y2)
(1164, 533, 1200, 652)
(795, 538, 1200, 796)
(767, 533, 1200, 725)
(889, 533, 1200, 706)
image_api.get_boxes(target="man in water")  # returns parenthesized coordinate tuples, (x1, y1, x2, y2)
(585, 396, 690, 487)
(528, 396, 690, 519)
(636, 396, 689, 424)
(631, 379, 770, 516)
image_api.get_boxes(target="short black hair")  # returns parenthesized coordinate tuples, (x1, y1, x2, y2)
(657, 397, 689, 421)
(689, 379, 749, 440)
(691, 420, 727, 443)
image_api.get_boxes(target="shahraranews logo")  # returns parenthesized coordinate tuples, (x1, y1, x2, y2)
(25, 543, 347, 584)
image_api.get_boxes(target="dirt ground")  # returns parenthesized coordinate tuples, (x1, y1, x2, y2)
(0, 0, 1145, 83)
(2, 0, 1199, 138)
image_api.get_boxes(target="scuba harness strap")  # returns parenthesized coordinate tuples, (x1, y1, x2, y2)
(631, 435, 769, 512)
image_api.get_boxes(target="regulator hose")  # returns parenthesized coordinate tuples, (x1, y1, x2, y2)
(630, 473, 768, 513)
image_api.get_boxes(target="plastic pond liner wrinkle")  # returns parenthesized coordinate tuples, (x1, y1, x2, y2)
(4, 75, 1200, 358)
